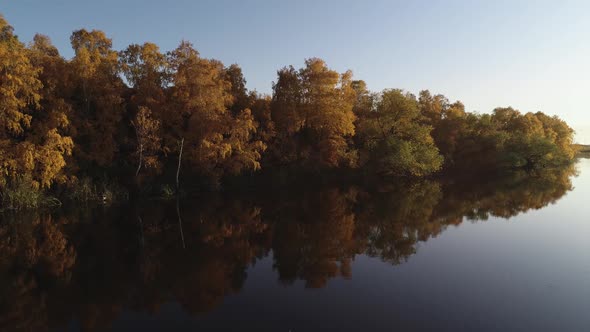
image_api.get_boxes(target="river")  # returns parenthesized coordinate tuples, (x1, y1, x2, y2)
(1, 159, 589, 331)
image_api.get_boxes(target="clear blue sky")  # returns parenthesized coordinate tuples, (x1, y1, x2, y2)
(4, 0, 590, 142)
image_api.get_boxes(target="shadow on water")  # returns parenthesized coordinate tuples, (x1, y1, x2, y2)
(0, 164, 578, 331)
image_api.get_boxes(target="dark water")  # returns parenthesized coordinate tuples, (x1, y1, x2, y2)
(1, 160, 589, 331)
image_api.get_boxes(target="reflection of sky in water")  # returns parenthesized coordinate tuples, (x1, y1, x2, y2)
(102, 159, 590, 332)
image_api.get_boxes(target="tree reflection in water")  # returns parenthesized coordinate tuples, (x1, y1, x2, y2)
(0, 165, 577, 331)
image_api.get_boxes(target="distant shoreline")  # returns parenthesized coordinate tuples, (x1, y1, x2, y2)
(574, 144, 590, 158)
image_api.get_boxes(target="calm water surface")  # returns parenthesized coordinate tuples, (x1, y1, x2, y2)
(1, 159, 589, 331)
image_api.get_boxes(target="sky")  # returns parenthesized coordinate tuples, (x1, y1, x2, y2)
(3, 0, 590, 142)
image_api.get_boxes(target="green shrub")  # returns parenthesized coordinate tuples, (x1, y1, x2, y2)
(160, 184, 176, 199)
(67, 177, 128, 203)
(100, 180, 129, 202)
(0, 177, 61, 211)
(68, 177, 97, 201)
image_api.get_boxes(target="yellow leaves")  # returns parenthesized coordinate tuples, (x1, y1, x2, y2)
(0, 130, 73, 189)
(33, 129, 74, 188)
(219, 143, 233, 160)
(300, 59, 356, 139)
(17, 142, 35, 174)
(0, 26, 42, 137)
(0, 13, 578, 190)
(134, 107, 161, 159)
(68, 29, 124, 167)
(165, 43, 266, 180)
(270, 58, 357, 168)
(0, 129, 74, 188)
(70, 29, 117, 76)
(53, 108, 70, 129)
(0, 141, 34, 188)
(120, 42, 167, 90)
(185, 107, 266, 177)
(221, 109, 267, 174)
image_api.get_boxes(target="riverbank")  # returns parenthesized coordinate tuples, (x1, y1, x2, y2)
(575, 144, 590, 158)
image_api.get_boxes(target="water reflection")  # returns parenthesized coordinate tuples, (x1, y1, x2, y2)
(0, 165, 577, 331)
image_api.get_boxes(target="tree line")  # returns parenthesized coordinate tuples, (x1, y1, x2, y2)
(0, 15, 576, 203)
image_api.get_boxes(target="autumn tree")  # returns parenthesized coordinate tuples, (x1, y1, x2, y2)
(0, 16, 40, 188)
(351, 80, 373, 118)
(268, 65, 302, 165)
(224, 64, 250, 115)
(356, 89, 443, 177)
(532, 112, 575, 163)
(0, 16, 39, 139)
(418, 90, 449, 127)
(131, 107, 161, 176)
(296, 58, 357, 168)
(120, 42, 168, 177)
(492, 108, 575, 169)
(430, 100, 467, 165)
(0, 17, 73, 191)
(270, 58, 357, 169)
(166, 41, 265, 186)
(119, 42, 168, 120)
(248, 92, 276, 144)
(69, 29, 124, 169)
(438, 106, 576, 171)
(26, 35, 75, 187)
(224, 64, 275, 145)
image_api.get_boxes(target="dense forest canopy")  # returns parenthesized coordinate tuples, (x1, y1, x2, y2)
(0, 15, 576, 207)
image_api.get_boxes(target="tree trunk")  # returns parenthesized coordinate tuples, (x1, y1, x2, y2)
(137, 216, 144, 247)
(177, 198, 185, 249)
(176, 138, 184, 191)
(83, 78, 90, 114)
(135, 143, 143, 177)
